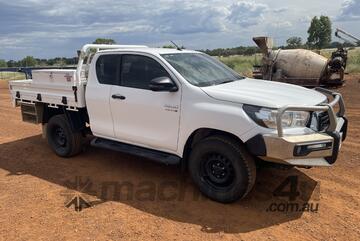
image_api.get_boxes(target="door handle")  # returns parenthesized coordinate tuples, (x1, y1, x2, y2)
(112, 94, 126, 100)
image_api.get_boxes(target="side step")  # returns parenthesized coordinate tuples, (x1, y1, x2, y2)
(91, 138, 181, 165)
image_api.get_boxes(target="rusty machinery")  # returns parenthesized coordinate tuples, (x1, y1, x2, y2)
(252, 34, 352, 87)
(335, 28, 360, 46)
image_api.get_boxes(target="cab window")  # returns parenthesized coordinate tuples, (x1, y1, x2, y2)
(120, 55, 170, 90)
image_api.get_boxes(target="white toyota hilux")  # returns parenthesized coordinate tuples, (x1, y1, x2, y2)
(8, 44, 348, 203)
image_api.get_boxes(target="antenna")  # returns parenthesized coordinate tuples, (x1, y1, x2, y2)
(170, 41, 182, 51)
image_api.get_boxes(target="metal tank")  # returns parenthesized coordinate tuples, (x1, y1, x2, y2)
(252, 36, 347, 87)
(269, 49, 328, 79)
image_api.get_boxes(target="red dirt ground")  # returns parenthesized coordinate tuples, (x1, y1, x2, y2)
(0, 75, 359, 241)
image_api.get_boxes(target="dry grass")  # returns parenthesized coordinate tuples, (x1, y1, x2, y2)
(220, 48, 360, 76)
(344, 48, 360, 73)
(218, 54, 262, 77)
(0, 72, 26, 81)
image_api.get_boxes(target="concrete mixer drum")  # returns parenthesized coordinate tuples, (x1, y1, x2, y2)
(253, 36, 347, 87)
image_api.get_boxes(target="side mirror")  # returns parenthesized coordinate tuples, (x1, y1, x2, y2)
(149, 77, 178, 92)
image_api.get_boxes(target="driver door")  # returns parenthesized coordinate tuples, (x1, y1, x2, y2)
(110, 54, 181, 152)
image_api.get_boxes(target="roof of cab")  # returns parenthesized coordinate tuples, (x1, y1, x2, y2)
(98, 47, 199, 55)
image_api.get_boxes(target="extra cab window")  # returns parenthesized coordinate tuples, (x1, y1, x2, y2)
(96, 55, 120, 85)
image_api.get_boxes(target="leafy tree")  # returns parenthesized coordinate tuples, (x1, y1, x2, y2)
(54, 58, 66, 67)
(92, 38, 116, 45)
(0, 59, 7, 68)
(307, 16, 332, 49)
(286, 37, 302, 49)
(243, 47, 257, 55)
(36, 58, 50, 67)
(329, 41, 343, 48)
(200, 46, 259, 57)
(162, 44, 185, 49)
(162, 45, 176, 49)
(7, 60, 18, 67)
(318, 16, 332, 47)
(20, 56, 37, 67)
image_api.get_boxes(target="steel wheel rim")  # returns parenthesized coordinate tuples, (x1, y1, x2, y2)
(200, 153, 235, 190)
(53, 126, 67, 147)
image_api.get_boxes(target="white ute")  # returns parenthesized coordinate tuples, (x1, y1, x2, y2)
(8, 44, 348, 203)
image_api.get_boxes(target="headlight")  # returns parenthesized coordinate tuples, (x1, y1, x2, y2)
(243, 105, 310, 129)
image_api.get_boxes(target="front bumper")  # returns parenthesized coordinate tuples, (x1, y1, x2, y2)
(246, 88, 347, 167)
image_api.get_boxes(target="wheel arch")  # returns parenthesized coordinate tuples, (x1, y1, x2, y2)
(180, 128, 245, 171)
(42, 105, 89, 133)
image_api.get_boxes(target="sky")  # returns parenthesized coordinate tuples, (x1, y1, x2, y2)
(0, 0, 359, 60)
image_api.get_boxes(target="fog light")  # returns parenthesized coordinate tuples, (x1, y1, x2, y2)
(307, 143, 328, 150)
(294, 142, 332, 156)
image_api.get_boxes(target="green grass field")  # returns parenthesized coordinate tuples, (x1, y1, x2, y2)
(0, 72, 26, 81)
(219, 48, 360, 76)
(219, 54, 263, 77)
(320, 48, 360, 73)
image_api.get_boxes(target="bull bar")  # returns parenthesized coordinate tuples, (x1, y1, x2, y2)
(276, 87, 345, 137)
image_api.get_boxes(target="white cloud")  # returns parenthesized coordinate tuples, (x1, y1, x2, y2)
(154, 5, 230, 34)
(0, 0, 358, 60)
(227, 1, 268, 27)
(270, 21, 293, 28)
(273, 7, 288, 13)
(337, 0, 360, 21)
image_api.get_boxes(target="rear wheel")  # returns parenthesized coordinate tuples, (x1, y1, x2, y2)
(46, 114, 83, 157)
(188, 135, 256, 203)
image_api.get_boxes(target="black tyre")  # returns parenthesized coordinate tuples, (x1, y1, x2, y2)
(46, 114, 83, 157)
(188, 135, 256, 203)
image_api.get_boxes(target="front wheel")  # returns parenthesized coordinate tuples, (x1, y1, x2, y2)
(188, 135, 256, 203)
(46, 114, 83, 157)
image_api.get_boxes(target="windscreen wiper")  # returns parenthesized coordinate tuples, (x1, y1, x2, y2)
(218, 79, 236, 85)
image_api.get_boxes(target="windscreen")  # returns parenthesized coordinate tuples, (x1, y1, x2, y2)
(161, 53, 243, 87)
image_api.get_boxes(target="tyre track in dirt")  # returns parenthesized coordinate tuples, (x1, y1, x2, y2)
(0, 75, 359, 241)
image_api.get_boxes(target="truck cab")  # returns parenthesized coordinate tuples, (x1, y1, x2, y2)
(8, 44, 348, 203)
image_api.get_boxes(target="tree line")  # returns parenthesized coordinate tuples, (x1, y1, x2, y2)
(1, 56, 78, 68)
(0, 38, 113, 68)
(203, 16, 357, 55)
(282, 16, 358, 49)
(1, 18, 358, 68)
